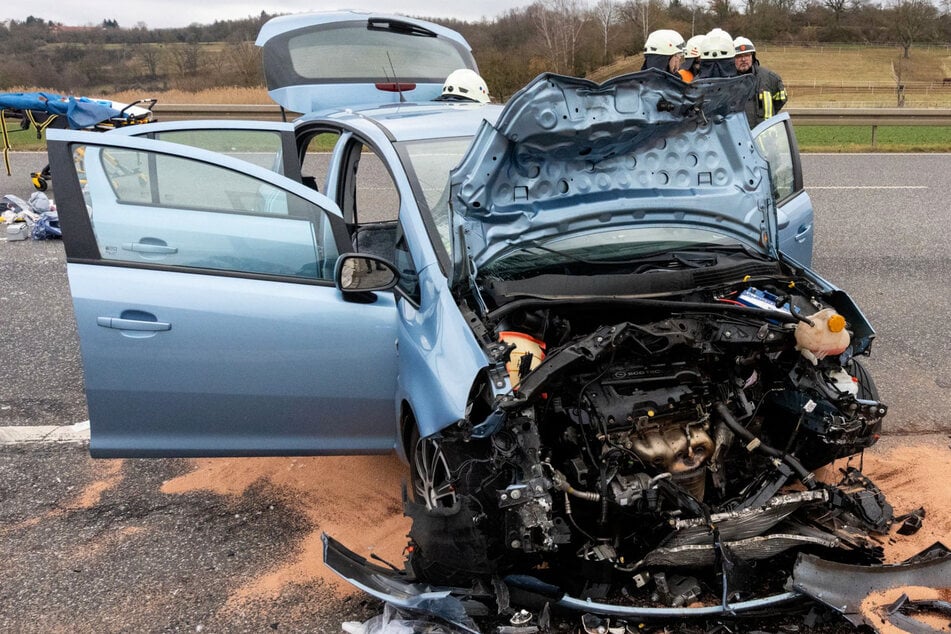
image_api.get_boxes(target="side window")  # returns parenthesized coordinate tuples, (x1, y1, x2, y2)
(300, 131, 340, 192)
(393, 224, 420, 305)
(151, 129, 288, 173)
(76, 144, 339, 281)
(340, 140, 401, 225)
(754, 120, 800, 204)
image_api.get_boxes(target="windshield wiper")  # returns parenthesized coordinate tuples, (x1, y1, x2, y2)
(524, 241, 600, 265)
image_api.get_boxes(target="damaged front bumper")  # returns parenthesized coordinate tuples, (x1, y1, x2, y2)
(324, 534, 951, 629)
(792, 543, 951, 630)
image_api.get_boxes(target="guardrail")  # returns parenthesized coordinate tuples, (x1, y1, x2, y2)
(151, 104, 951, 147)
(787, 108, 951, 147)
(151, 103, 294, 121)
(787, 108, 951, 125)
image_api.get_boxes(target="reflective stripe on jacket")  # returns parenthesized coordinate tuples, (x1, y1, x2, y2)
(744, 64, 786, 126)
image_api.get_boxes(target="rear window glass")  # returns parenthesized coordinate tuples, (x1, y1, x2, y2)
(287, 24, 471, 81)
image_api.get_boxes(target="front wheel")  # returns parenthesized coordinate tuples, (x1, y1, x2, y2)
(409, 427, 457, 510)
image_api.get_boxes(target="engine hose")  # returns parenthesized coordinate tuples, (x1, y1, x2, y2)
(713, 402, 816, 488)
(551, 469, 601, 501)
(568, 486, 600, 502)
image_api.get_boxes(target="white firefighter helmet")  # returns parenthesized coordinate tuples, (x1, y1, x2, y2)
(700, 29, 735, 59)
(644, 29, 686, 56)
(684, 35, 705, 59)
(734, 36, 756, 55)
(440, 69, 490, 104)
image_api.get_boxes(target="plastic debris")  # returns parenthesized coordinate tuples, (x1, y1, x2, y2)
(342, 603, 466, 634)
(2, 191, 60, 240)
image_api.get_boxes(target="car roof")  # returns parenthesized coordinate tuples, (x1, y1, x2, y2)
(296, 101, 504, 142)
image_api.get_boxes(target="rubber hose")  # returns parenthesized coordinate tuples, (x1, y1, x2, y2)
(714, 402, 815, 487)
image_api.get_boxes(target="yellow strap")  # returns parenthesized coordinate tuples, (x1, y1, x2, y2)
(762, 90, 772, 119)
(25, 110, 60, 137)
(0, 110, 11, 176)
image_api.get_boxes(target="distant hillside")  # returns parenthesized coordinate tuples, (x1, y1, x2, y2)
(588, 45, 951, 108)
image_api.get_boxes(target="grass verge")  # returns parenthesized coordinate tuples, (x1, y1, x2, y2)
(795, 125, 951, 152)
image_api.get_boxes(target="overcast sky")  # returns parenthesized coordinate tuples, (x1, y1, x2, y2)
(4, 1, 539, 29)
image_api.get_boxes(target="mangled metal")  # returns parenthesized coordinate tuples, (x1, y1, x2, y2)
(792, 545, 951, 629)
(323, 72, 933, 629)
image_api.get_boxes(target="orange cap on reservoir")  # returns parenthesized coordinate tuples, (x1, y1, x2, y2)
(827, 314, 846, 333)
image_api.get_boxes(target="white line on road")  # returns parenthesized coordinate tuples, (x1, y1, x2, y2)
(0, 420, 90, 445)
(808, 186, 929, 189)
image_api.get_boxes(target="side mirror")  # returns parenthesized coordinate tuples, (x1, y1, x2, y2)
(334, 253, 400, 293)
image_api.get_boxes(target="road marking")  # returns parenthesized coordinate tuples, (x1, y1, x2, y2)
(808, 186, 928, 189)
(805, 152, 951, 156)
(0, 421, 90, 445)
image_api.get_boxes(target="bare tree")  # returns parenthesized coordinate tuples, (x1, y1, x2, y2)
(592, 0, 618, 63)
(167, 42, 202, 78)
(228, 40, 263, 86)
(618, 0, 667, 48)
(891, 0, 938, 58)
(136, 44, 160, 79)
(532, 0, 590, 73)
(708, 0, 736, 23)
(618, 0, 650, 43)
(824, 0, 849, 23)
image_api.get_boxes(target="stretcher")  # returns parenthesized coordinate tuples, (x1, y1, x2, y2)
(0, 92, 156, 190)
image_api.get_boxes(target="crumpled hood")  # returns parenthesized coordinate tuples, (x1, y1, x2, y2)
(449, 70, 773, 278)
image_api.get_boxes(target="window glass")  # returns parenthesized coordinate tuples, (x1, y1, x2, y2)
(288, 24, 470, 81)
(342, 142, 400, 224)
(754, 122, 797, 202)
(152, 129, 287, 172)
(76, 144, 337, 280)
(300, 131, 340, 192)
(399, 137, 472, 254)
(393, 224, 420, 304)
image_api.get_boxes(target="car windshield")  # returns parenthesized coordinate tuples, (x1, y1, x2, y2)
(480, 226, 749, 279)
(397, 137, 472, 254)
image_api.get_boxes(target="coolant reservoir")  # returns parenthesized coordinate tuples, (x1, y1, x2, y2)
(795, 308, 850, 364)
(826, 368, 860, 396)
(499, 331, 546, 389)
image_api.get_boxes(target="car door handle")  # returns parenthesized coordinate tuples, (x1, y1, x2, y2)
(122, 242, 178, 254)
(97, 317, 172, 331)
(794, 224, 812, 242)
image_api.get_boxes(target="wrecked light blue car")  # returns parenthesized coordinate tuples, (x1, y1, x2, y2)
(47, 11, 942, 630)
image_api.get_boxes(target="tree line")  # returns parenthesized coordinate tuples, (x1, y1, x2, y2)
(1, 1, 948, 101)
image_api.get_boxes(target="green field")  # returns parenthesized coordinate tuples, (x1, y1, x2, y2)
(796, 125, 951, 152)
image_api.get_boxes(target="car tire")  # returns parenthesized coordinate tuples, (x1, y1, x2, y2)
(408, 426, 457, 510)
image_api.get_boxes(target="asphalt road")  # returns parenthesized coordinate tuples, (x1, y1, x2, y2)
(1, 151, 950, 632)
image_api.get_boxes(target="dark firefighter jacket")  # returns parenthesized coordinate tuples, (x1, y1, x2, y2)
(742, 63, 786, 126)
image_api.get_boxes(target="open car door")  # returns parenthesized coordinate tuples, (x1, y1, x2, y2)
(753, 112, 815, 266)
(109, 119, 302, 180)
(48, 129, 399, 457)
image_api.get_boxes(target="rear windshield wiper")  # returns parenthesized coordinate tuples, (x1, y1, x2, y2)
(367, 18, 437, 38)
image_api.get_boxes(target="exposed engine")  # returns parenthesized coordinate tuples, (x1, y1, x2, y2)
(406, 265, 892, 605)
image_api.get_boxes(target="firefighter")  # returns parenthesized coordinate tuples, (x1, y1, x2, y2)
(436, 69, 491, 104)
(695, 29, 737, 79)
(681, 35, 704, 80)
(641, 29, 692, 81)
(733, 36, 787, 125)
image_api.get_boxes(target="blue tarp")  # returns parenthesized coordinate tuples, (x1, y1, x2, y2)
(0, 91, 122, 129)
